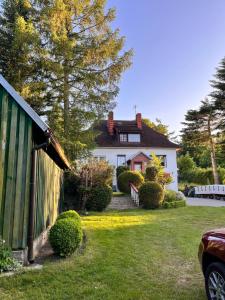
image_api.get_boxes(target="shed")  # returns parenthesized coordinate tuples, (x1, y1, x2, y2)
(0, 75, 70, 263)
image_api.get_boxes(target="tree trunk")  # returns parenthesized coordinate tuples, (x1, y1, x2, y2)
(63, 60, 70, 139)
(208, 119, 219, 184)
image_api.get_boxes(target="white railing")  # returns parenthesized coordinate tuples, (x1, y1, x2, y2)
(195, 185, 225, 196)
(130, 183, 139, 206)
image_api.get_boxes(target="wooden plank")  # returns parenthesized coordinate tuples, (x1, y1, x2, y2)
(3, 100, 18, 246)
(0, 89, 9, 235)
(12, 110, 26, 249)
(22, 120, 32, 248)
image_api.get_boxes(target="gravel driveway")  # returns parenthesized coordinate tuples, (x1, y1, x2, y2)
(187, 197, 225, 207)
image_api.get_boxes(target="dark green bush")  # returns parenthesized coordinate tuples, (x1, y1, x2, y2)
(145, 166, 158, 181)
(57, 210, 81, 223)
(116, 165, 129, 178)
(64, 171, 81, 210)
(139, 182, 164, 209)
(163, 200, 186, 209)
(118, 171, 144, 194)
(86, 184, 112, 211)
(49, 218, 82, 257)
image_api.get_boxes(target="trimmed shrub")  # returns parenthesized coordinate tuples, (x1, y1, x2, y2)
(145, 166, 158, 181)
(139, 182, 164, 209)
(164, 190, 186, 202)
(118, 171, 144, 194)
(163, 200, 186, 209)
(57, 210, 81, 223)
(164, 190, 177, 202)
(116, 165, 129, 178)
(49, 218, 82, 257)
(86, 184, 112, 211)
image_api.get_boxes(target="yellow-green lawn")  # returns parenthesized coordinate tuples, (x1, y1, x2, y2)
(1, 206, 225, 300)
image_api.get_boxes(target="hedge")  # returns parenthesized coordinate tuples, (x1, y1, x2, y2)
(57, 210, 81, 223)
(179, 167, 225, 185)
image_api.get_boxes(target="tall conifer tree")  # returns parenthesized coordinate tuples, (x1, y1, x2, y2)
(181, 99, 220, 184)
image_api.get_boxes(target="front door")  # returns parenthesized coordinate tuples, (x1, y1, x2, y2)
(134, 162, 142, 171)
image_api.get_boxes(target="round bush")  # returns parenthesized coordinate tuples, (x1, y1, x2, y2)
(139, 181, 164, 209)
(116, 165, 129, 178)
(118, 171, 144, 194)
(57, 210, 81, 223)
(86, 184, 112, 211)
(145, 166, 158, 181)
(49, 218, 82, 257)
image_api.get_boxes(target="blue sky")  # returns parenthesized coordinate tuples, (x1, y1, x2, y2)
(107, 0, 225, 135)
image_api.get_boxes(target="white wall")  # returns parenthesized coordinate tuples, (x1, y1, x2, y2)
(92, 147, 178, 191)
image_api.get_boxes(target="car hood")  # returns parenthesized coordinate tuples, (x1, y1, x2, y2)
(204, 228, 225, 240)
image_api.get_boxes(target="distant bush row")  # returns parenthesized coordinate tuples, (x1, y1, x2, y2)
(179, 167, 225, 185)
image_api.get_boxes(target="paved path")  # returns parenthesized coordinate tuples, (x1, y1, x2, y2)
(107, 196, 136, 210)
(187, 197, 225, 207)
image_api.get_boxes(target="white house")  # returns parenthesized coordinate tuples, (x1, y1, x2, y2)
(92, 112, 179, 191)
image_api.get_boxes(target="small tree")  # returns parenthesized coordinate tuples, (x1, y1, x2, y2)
(177, 154, 196, 179)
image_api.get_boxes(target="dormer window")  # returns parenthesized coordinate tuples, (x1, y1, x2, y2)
(128, 134, 141, 142)
(119, 133, 141, 143)
(120, 133, 128, 142)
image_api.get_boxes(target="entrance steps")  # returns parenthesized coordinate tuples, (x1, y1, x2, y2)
(107, 196, 136, 210)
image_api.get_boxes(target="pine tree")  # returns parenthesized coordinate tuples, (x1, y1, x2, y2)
(210, 57, 225, 130)
(0, 0, 46, 114)
(36, 0, 132, 159)
(181, 99, 220, 184)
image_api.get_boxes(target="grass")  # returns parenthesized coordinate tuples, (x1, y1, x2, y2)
(1, 206, 225, 299)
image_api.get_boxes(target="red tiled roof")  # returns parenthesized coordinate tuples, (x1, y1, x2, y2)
(94, 120, 179, 148)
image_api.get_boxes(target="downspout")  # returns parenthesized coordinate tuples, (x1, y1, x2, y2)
(28, 137, 50, 263)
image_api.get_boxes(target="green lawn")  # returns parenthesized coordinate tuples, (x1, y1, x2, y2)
(1, 206, 225, 300)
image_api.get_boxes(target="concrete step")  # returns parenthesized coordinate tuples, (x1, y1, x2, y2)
(107, 196, 137, 210)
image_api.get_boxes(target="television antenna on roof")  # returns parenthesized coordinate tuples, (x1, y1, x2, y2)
(133, 105, 137, 115)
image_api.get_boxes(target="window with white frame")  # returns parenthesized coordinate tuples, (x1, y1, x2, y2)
(94, 155, 106, 161)
(119, 133, 141, 143)
(117, 155, 126, 166)
(128, 134, 141, 142)
(119, 134, 128, 142)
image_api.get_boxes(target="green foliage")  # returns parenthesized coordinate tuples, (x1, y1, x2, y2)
(0, 0, 46, 115)
(145, 166, 158, 181)
(64, 171, 81, 210)
(57, 210, 81, 223)
(49, 218, 82, 257)
(142, 118, 169, 136)
(0, 238, 21, 273)
(86, 184, 112, 212)
(163, 200, 186, 209)
(116, 165, 129, 178)
(118, 171, 144, 194)
(164, 190, 186, 203)
(177, 154, 196, 179)
(180, 167, 225, 184)
(139, 182, 164, 209)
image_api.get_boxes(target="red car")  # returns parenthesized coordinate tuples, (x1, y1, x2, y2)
(199, 228, 225, 300)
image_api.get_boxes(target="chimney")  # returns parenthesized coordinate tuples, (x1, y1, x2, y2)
(107, 111, 114, 135)
(136, 113, 142, 129)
